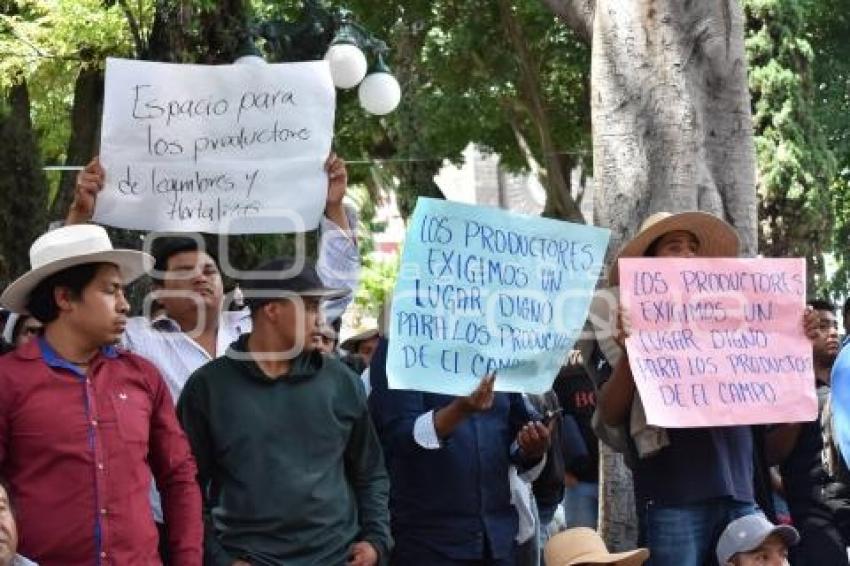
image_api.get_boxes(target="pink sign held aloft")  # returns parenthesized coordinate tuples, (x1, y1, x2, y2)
(620, 257, 817, 428)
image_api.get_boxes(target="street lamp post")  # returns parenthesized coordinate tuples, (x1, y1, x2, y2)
(239, 0, 401, 115)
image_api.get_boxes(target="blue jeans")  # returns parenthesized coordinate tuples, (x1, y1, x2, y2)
(641, 499, 755, 566)
(563, 482, 598, 529)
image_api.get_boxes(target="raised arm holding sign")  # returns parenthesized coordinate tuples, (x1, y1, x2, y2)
(386, 198, 610, 396)
(619, 257, 817, 427)
(92, 57, 336, 234)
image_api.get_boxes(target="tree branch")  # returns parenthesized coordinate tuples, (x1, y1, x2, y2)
(117, 0, 145, 56)
(540, 0, 595, 43)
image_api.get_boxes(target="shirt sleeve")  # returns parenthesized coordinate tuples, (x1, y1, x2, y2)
(176, 373, 236, 566)
(145, 362, 204, 566)
(368, 339, 452, 458)
(317, 208, 360, 324)
(412, 411, 442, 450)
(344, 383, 393, 565)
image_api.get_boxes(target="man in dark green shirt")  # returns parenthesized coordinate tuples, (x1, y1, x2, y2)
(178, 258, 391, 566)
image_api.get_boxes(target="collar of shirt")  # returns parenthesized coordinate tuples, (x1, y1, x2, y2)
(27, 336, 118, 377)
(227, 333, 324, 383)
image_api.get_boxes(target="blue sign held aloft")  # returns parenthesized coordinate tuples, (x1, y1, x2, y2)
(387, 198, 610, 395)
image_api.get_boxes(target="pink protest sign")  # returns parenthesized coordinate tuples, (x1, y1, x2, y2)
(619, 257, 817, 428)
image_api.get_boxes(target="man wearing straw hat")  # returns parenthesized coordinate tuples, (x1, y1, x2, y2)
(596, 212, 818, 566)
(69, 153, 359, 561)
(0, 225, 202, 565)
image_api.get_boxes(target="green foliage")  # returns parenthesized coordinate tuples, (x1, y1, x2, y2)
(354, 253, 398, 322)
(806, 0, 850, 297)
(745, 0, 838, 294)
(1, 0, 137, 163)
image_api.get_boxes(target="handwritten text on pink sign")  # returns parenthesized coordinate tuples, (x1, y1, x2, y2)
(620, 257, 817, 428)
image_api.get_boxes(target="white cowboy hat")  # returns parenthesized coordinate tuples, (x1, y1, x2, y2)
(1, 224, 154, 314)
(609, 211, 739, 285)
(545, 528, 649, 566)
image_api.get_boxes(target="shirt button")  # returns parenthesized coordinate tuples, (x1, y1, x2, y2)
(91, 419, 98, 427)
(97, 463, 104, 470)
(100, 508, 108, 515)
(100, 552, 107, 558)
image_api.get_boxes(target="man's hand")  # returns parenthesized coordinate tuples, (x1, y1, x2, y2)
(347, 541, 379, 566)
(324, 152, 350, 231)
(803, 306, 820, 341)
(517, 420, 552, 461)
(457, 373, 496, 415)
(67, 157, 104, 224)
(614, 305, 633, 349)
(434, 373, 496, 438)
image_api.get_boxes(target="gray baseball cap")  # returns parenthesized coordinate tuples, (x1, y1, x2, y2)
(716, 514, 799, 565)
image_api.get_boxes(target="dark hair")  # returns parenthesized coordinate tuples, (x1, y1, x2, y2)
(843, 297, 850, 318)
(0, 476, 14, 516)
(149, 236, 220, 285)
(808, 299, 836, 313)
(26, 263, 106, 324)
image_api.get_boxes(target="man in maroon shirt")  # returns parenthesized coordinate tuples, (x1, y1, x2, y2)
(0, 224, 202, 566)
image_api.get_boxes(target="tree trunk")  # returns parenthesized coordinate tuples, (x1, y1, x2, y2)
(51, 67, 104, 218)
(589, 0, 756, 259)
(0, 81, 48, 287)
(544, 0, 758, 552)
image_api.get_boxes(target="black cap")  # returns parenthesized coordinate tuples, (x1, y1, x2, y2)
(241, 257, 346, 311)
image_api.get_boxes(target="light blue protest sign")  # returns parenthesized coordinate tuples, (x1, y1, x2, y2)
(387, 197, 610, 395)
(831, 344, 850, 470)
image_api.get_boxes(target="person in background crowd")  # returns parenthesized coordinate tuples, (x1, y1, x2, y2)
(369, 338, 552, 566)
(68, 153, 359, 561)
(597, 211, 820, 566)
(767, 300, 846, 565)
(314, 322, 340, 355)
(178, 258, 391, 566)
(0, 225, 202, 565)
(0, 313, 41, 354)
(552, 347, 603, 529)
(544, 527, 649, 566)
(716, 514, 799, 566)
(0, 478, 38, 566)
(341, 328, 380, 369)
(0, 315, 41, 354)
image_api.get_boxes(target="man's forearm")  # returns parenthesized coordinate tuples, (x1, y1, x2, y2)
(324, 203, 351, 234)
(433, 400, 472, 438)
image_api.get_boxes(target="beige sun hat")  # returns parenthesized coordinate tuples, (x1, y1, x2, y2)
(1, 224, 154, 314)
(545, 528, 650, 566)
(341, 328, 379, 352)
(609, 211, 739, 285)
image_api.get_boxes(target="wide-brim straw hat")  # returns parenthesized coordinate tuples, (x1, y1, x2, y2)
(545, 528, 649, 566)
(341, 328, 380, 352)
(609, 211, 739, 285)
(1, 224, 154, 314)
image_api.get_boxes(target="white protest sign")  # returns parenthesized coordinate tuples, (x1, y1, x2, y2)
(96, 57, 335, 234)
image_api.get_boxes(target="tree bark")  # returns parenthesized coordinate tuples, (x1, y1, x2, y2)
(589, 0, 757, 260)
(543, 0, 759, 552)
(0, 81, 48, 287)
(51, 67, 104, 219)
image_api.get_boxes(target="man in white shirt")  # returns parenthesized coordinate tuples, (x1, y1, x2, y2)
(67, 152, 360, 561)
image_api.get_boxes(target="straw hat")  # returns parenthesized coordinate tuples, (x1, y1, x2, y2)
(1, 225, 154, 314)
(609, 211, 739, 285)
(545, 528, 649, 566)
(341, 328, 379, 352)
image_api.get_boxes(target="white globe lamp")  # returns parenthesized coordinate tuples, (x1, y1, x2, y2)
(358, 71, 401, 115)
(324, 43, 368, 89)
